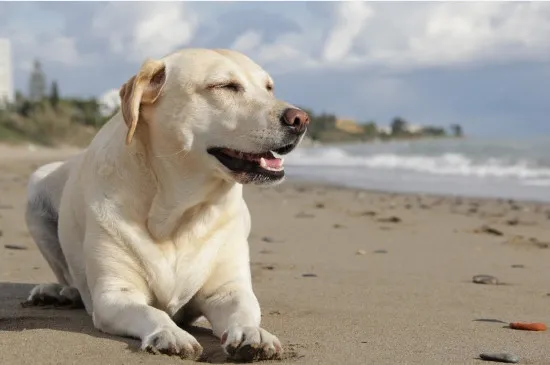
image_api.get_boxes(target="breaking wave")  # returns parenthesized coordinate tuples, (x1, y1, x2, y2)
(285, 147, 550, 180)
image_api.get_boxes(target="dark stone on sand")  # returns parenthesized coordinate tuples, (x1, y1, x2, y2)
(359, 211, 377, 217)
(378, 216, 402, 223)
(261, 236, 276, 243)
(333, 224, 344, 229)
(302, 273, 317, 278)
(373, 249, 388, 254)
(4, 244, 27, 250)
(506, 218, 519, 226)
(473, 274, 498, 285)
(528, 237, 549, 249)
(479, 352, 519, 363)
(0, 229, 2, 237)
(511, 264, 525, 268)
(262, 265, 275, 271)
(314, 203, 325, 209)
(476, 225, 503, 236)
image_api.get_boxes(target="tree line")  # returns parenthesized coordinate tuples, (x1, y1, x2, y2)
(300, 107, 464, 143)
(0, 58, 464, 146)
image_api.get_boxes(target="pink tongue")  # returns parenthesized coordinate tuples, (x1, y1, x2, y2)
(263, 156, 283, 169)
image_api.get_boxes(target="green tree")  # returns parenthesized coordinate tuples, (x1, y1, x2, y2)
(28, 59, 47, 102)
(422, 126, 447, 137)
(49, 81, 60, 109)
(450, 124, 463, 137)
(362, 121, 378, 139)
(391, 117, 408, 136)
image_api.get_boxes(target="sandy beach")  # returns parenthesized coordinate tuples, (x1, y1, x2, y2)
(0, 145, 549, 365)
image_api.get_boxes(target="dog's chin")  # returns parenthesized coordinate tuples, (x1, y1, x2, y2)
(207, 141, 298, 186)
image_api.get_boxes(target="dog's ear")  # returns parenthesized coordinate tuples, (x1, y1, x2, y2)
(119, 59, 167, 145)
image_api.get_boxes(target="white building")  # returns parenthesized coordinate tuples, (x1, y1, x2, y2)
(0, 39, 14, 106)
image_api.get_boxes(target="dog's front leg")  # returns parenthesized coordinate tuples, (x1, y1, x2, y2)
(198, 271, 282, 362)
(91, 286, 203, 359)
(85, 229, 203, 360)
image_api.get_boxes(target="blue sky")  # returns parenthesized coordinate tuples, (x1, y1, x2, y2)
(1, 1, 549, 137)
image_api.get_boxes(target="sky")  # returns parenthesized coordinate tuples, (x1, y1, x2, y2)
(1, 1, 549, 138)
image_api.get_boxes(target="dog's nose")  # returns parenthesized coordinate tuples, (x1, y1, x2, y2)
(280, 108, 310, 134)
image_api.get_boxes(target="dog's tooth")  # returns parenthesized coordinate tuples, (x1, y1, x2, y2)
(260, 157, 268, 168)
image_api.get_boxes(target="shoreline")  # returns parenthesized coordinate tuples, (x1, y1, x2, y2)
(1, 142, 548, 207)
(285, 175, 550, 207)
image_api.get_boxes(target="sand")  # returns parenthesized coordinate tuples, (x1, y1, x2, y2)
(0, 145, 549, 365)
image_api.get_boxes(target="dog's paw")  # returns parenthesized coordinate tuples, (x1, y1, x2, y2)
(142, 326, 203, 360)
(21, 283, 83, 308)
(221, 325, 282, 362)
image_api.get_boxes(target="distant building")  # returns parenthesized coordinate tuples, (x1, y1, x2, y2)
(404, 123, 424, 134)
(377, 125, 392, 135)
(335, 118, 364, 134)
(0, 39, 14, 106)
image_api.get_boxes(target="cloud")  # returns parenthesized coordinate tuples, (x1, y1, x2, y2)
(232, 2, 550, 74)
(91, 2, 198, 61)
(1, 2, 549, 137)
(322, 2, 373, 63)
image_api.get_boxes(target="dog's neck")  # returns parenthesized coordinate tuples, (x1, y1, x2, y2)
(128, 127, 243, 242)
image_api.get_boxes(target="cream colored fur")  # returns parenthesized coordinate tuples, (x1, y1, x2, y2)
(24, 48, 306, 362)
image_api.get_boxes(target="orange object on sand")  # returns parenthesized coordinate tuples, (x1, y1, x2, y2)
(509, 322, 547, 331)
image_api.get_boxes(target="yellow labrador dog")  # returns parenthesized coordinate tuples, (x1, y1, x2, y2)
(23, 48, 309, 362)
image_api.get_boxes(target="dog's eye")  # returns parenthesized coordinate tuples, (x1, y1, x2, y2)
(219, 82, 243, 93)
(266, 84, 274, 92)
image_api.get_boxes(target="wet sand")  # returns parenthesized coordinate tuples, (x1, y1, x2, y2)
(0, 145, 549, 364)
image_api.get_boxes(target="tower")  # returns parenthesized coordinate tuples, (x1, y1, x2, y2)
(0, 39, 14, 106)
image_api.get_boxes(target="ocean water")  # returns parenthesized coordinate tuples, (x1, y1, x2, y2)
(285, 137, 550, 203)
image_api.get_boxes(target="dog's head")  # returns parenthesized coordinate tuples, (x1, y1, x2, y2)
(118, 48, 309, 185)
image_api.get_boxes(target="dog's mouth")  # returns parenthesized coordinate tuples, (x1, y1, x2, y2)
(207, 143, 297, 183)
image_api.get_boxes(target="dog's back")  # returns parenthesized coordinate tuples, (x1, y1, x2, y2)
(25, 156, 80, 285)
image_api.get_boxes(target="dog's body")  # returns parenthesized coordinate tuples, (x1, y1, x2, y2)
(24, 48, 309, 361)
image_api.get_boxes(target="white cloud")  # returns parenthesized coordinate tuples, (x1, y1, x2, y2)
(231, 31, 263, 53)
(322, 2, 373, 63)
(91, 2, 198, 62)
(4, 31, 82, 71)
(233, 2, 550, 74)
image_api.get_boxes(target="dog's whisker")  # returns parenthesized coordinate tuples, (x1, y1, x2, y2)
(154, 148, 189, 159)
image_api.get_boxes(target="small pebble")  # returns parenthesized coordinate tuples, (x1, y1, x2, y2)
(377, 216, 402, 223)
(314, 203, 325, 209)
(479, 352, 519, 363)
(355, 249, 367, 255)
(373, 249, 388, 254)
(511, 264, 524, 268)
(302, 273, 317, 278)
(477, 225, 503, 236)
(359, 211, 377, 217)
(472, 274, 498, 285)
(4, 244, 28, 250)
(261, 236, 276, 243)
(262, 265, 275, 271)
(333, 224, 345, 229)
